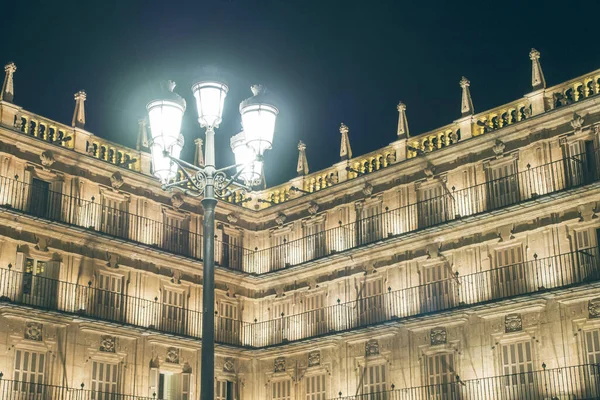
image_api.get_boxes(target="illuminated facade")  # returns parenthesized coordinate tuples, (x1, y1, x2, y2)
(0, 48, 600, 399)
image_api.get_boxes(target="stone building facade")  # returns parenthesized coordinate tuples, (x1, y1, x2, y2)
(0, 49, 599, 399)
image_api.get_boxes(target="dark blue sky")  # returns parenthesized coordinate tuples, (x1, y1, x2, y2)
(2, 0, 600, 185)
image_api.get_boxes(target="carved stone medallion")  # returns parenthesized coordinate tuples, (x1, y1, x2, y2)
(166, 347, 180, 364)
(224, 358, 235, 373)
(24, 322, 43, 341)
(430, 327, 447, 345)
(308, 350, 321, 367)
(274, 356, 286, 373)
(365, 339, 379, 356)
(589, 298, 600, 319)
(100, 336, 116, 353)
(505, 313, 523, 333)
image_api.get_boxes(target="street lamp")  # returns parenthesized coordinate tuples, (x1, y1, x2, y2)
(147, 79, 278, 400)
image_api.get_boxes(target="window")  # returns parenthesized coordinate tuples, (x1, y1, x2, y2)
(271, 300, 291, 344)
(358, 279, 384, 325)
(217, 301, 239, 344)
(418, 184, 449, 228)
(216, 379, 237, 400)
(305, 374, 326, 400)
(95, 272, 123, 321)
(91, 361, 119, 400)
(487, 161, 519, 209)
(304, 293, 326, 336)
(162, 288, 185, 334)
(221, 230, 243, 270)
(575, 229, 597, 281)
(163, 213, 190, 256)
(420, 263, 455, 313)
(357, 203, 382, 245)
(362, 364, 386, 398)
(19, 255, 59, 307)
(29, 178, 51, 218)
(101, 196, 128, 238)
(424, 353, 456, 399)
(303, 220, 326, 261)
(13, 350, 46, 394)
(501, 341, 534, 397)
(271, 231, 292, 271)
(272, 379, 292, 400)
(494, 246, 526, 298)
(585, 329, 600, 365)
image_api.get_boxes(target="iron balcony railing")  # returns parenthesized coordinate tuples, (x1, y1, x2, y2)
(0, 376, 163, 400)
(329, 364, 600, 400)
(1, 151, 597, 275)
(1, 248, 597, 348)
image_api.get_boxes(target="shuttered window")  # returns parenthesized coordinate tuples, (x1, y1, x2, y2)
(362, 364, 386, 395)
(425, 353, 456, 397)
(421, 263, 454, 312)
(305, 374, 326, 400)
(91, 361, 119, 399)
(501, 341, 534, 390)
(13, 350, 46, 394)
(359, 279, 384, 324)
(272, 379, 292, 400)
(216, 379, 237, 400)
(585, 330, 600, 365)
(488, 162, 519, 209)
(418, 184, 447, 227)
(494, 246, 526, 297)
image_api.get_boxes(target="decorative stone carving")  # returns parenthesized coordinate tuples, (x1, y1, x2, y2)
(492, 140, 506, 156)
(308, 201, 319, 215)
(589, 298, 600, 319)
(430, 327, 447, 345)
(110, 172, 124, 190)
(365, 339, 379, 356)
(227, 213, 238, 224)
(100, 336, 116, 353)
(106, 252, 119, 269)
(308, 350, 321, 367)
(570, 112, 584, 131)
(424, 167, 435, 179)
(275, 212, 287, 226)
(505, 313, 523, 333)
(39, 150, 55, 168)
(274, 356, 286, 373)
(34, 235, 50, 252)
(166, 347, 180, 364)
(362, 183, 373, 196)
(24, 322, 42, 341)
(170, 193, 184, 209)
(224, 358, 235, 373)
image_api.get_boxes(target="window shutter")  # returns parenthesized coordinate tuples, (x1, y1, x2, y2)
(182, 372, 192, 400)
(15, 252, 25, 272)
(149, 367, 158, 397)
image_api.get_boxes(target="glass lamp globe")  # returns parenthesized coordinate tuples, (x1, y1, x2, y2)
(146, 81, 186, 183)
(239, 85, 279, 156)
(191, 81, 228, 128)
(230, 131, 263, 186)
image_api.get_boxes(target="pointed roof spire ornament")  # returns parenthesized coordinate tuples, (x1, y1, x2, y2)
(296, 140, 309, 176)
(529, 48, 546, 90)
(397, 102, 409, 138)
(194, 138, 204, 167)
(339, 123, 352, 160)
(459, 77, 474, 116)
(1, 62, 16, 103)
(136, 118, 149, 151)
(72, 90, 87, 128)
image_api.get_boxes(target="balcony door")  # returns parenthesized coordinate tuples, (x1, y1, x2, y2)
(272, 379, 292, 400)
(271, 300, 291, 343)
(358, 279, 384, 325)
(100, 195, 128, 239)
(487, 161, 519, 210)
(216, 379, 237, 400)
(20, 256, 59, 309)
(305, 374, 326, 400)
(91, 361, 119, 400)
(420, 263, 456, 313)
(161, 288, 185, 335)
(361, 364, 387, 399)
(163, 213, 190, 256)
(217, 301, 239, 344)
(95, 272, 124, 322)
(418, 184, 448, 229)
(424, 353, 457, 400)
(493, 246, 527, 298)
(270, 231, 291, 271)
(13, 349, 47, 398)
(304, 293, 326, 337)
(303, 220, 327, 262)
(29, 178, 51, 219)
(357, 203, 382, 246)
(221, 230, 243, 270)
(501, 341, 535, 399)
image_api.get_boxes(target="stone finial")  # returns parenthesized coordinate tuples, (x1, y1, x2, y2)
(72, 90, 87, 128)
(136, 119, 149, 151)
(194, 138, 204, 167)
(297, 140, 309, 176)
(1, 62, 17, 102)
(529, 48, 546, 90)
(459, 77, 474, 116)
(340, 123, 352, 160)
(396, 102, 409, 138)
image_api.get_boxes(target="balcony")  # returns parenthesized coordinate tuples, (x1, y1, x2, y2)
(1, 248, 597, 348)
(0, 151, 598, 275)
(329, 364, 600, 400)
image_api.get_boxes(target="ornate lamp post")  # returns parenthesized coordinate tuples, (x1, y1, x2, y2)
(147, 80, 278, 400)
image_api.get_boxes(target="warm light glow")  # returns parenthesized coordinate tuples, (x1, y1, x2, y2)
(191, 81, 228, 128)
(230, 131, 262, 185)
(239, 85, 278, 156)
(147, 82, 186, 183)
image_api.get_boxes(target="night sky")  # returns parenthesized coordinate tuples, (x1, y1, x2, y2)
(2, 0, 600, 186)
